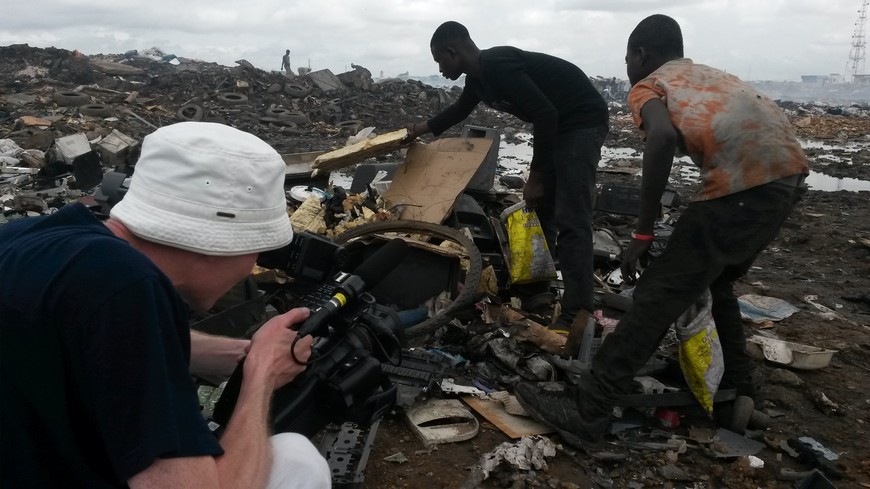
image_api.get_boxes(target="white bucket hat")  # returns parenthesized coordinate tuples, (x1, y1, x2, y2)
(110, 122, 293, 256)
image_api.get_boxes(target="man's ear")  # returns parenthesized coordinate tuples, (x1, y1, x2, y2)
(637, 46, 650, 66)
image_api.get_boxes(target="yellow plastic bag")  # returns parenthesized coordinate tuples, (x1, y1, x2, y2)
(674, 290, 724, 415)
(500, 202, 557, 284)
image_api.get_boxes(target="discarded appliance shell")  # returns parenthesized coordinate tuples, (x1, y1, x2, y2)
(403, 399, 479, 447)
(746, 335, 836, 370)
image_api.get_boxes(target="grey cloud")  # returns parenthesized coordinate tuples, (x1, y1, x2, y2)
(1, 0, 862, 81)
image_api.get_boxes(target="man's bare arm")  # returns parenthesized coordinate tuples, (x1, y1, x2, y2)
(130, 308, 313, 489)
(621, 98, 677, 281)
(635, 98, 677, 235)
(189, 330, 249, 379)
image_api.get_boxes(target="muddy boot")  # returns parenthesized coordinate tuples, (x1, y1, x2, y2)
(514, 381, 609, 452)
(716, 395, 755, 433)
(748, 409, 770, 429)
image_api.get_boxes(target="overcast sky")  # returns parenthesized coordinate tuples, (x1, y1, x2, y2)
(1, 0, 866, 82)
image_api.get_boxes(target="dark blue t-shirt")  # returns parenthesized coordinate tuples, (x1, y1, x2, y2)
(0, 204, 223, 488)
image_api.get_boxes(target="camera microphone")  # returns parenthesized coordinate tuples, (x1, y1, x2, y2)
(295, 238, 409, 338)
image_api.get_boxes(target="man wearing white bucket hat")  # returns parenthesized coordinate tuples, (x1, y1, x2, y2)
(0, 122, 330, 488)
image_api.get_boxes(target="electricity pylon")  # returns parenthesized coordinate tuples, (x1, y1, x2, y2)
(847, 0, 869, 81)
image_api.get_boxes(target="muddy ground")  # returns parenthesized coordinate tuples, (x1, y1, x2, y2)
(1, 45, 869, 488)
(362, 117, 870, 488)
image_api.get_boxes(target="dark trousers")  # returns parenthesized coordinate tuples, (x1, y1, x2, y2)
(536, 126, 607, 319)
(578, 178, 802, 417)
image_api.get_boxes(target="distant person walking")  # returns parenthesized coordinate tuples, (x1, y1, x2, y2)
(281, 49, 291, 74)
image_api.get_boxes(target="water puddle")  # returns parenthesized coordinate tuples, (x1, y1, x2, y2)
(496, 136, 870, 193)
(331, 134, 870, 193)
(805, 172, 870, 192)
(801, 139, 870, 151)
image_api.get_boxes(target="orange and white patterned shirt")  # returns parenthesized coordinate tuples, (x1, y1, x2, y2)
(628, 58, 809, 201)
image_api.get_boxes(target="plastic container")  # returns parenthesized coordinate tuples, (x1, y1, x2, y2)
(446, 193, 497, 249)
(746, 335, 836, 370)
(288, 185, 326, 204)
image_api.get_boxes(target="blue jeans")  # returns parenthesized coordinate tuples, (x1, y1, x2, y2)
(578, 177, 803, 417)
(536, 126, 607, 321)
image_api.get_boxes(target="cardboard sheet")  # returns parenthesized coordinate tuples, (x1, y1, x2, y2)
(384, 138, 492, 223)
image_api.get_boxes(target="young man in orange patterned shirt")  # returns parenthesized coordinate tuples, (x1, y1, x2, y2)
(516, 14, 809, 451)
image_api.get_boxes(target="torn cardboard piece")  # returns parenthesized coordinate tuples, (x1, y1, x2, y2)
(17, 116, 52, 128)
(480, 303, 567, 355)
(463, 395, 553, 439)
(289, 196, 326, 233)
(384, 138, 492, 223)
(312, 128, 408, 173)
(90, 60, 145, 76)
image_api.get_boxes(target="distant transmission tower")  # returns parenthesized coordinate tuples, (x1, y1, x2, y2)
(847, 0, 869, 80)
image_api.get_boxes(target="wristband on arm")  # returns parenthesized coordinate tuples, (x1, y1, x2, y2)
(631, 232, 655, 241)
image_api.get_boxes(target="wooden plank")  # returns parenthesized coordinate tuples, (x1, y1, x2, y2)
(462, 396, 553, 439)
(311, 128, 409, 173)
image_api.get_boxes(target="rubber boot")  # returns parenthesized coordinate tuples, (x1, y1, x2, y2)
(748, 409, 770, 429)
(727, 396, 755, 433)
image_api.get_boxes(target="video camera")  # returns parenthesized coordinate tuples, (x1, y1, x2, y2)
(93, 170, 409, 437)
(212, 236, 410, 437)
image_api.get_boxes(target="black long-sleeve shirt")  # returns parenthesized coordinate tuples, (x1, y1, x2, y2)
(427, 46, 608, 172)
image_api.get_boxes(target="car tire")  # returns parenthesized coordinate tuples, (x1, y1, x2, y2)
(337, 119, 363, 133)
(259, 117, 298, 129)
(264, 107, 294, 118)
(53, 91, 92, 107)
(79, 104, 111, 117)
(176, 104, 204, 121)
(283, 83, 310, 98)
(218, 92, 248, 105)
(334, 220, 483, 338)
(266, 109, 309, 124)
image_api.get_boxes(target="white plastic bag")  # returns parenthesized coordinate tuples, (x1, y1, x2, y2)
(674, 290, 724, 415)
(500, 202, 556, 284)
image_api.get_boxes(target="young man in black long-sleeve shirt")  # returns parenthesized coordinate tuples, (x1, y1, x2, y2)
(406, 21, 609, 328)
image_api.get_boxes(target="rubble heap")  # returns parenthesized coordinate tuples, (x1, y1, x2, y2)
(0, 43, 516, 159)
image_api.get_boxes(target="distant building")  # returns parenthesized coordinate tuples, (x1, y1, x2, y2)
(801, 75, 829, 83)
(853, 74, 870, 84)
(799, 74, 848, 84)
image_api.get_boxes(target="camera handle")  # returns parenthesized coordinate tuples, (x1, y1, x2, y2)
(211, 238, 409, 436)
(270, 350, 398, 436)
(211, 298, 405, 438)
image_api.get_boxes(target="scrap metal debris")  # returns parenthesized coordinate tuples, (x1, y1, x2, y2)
(4, 43, 869, 489)
(461, 435, 557, 488)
